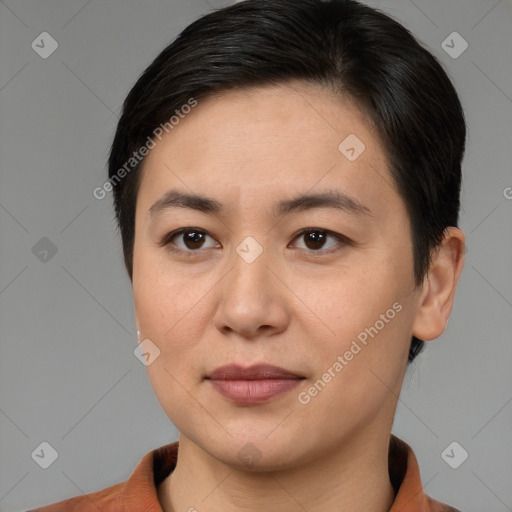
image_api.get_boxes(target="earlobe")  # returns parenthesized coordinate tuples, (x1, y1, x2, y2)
(135, 318, 141, 342)
(412, 227, 465, 342)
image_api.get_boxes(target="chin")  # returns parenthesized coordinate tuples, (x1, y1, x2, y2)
(191, 424, 313, 472)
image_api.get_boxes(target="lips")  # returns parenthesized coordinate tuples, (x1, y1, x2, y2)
(207, 364, 303, 380)
(206, 364, 304, 404)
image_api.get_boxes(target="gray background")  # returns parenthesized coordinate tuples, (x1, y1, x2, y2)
(0, 0, 511, 511)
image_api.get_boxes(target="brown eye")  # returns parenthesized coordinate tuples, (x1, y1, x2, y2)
(291, 228, 349, 254)
(180, 230, 206, 249)
(162, 228, 220, 253)
(302, 230, 327, 250)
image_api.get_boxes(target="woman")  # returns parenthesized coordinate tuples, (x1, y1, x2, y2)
(30, 0, 466, 510)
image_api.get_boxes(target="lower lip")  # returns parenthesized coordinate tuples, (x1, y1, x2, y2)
(208, 378, 302, 404)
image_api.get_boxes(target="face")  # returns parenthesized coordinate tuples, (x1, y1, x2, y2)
(132, 82, 423, 469)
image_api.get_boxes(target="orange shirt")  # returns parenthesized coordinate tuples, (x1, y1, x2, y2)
(28, 435, 461, 511)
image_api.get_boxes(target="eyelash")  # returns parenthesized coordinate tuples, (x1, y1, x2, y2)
(159, 227, 352, 258)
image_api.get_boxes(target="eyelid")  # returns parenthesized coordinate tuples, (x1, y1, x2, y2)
(159, 227, 220, 254)
(289, 227, 352, 254)
(160, 227, 352, 255)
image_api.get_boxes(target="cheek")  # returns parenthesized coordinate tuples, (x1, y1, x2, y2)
(133, 249, 209, 338)
(314, 263, 397, 334)
(132, 259, 211, 428)
(298, 296, 410, 441)
(132, 259, 204, 387)
(309, 262, 412, 389)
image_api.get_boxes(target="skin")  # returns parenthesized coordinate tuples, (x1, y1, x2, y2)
(131, 81, 465, 512)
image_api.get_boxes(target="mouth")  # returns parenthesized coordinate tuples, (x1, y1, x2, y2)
(205, 364, 305, 404)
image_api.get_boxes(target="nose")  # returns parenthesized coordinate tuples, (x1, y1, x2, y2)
(213, 242, 290, 340)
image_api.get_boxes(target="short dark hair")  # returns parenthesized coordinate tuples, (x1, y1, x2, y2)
(108, 0, 466, 363)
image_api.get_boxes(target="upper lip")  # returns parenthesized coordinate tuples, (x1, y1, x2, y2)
(206, 364, 304, 380)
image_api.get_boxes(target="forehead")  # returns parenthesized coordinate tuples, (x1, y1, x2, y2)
(136, 82, 400, 220)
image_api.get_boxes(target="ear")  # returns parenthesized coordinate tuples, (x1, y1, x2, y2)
(412, 227, 465, 341)
(135, 316, 141, 342)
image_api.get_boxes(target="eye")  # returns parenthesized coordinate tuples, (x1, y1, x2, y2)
(160, 227, 350, 257)
(290, 228, 349, 254)
(161, 228, 220, 254)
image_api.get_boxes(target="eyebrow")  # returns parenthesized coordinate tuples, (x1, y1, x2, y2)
(148, 188, 372, 218)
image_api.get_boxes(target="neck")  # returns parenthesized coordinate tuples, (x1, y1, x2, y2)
(159, 429, 395, 512)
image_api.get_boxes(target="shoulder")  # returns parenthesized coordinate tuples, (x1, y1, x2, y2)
(26, 481, 125, 511)
(389, 435, 463, 512)
(427, 496, 463, 512)
(26, 442, 178, 512)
